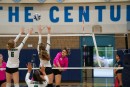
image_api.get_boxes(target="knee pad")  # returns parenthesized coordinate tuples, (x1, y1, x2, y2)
(6, 83, 11, 87)
(14, 83, 19, 87)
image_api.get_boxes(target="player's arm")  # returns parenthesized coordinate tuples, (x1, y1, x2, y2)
(18, 28, 33, 50)
(14, 27, 24, 43)
(25, 62, 32, 84)
(46, 26, 51, 54)
(37, 25, 42, 52)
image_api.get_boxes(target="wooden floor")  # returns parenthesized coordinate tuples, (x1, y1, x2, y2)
(18, 83, 114, 87)
(59, 82, 114, 87)
(18, 77, 114, 87)
(18, 82, 114, 87)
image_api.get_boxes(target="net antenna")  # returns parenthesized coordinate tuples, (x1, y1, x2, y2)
(82, 7, 87, 67)
(82, 9, 86, 43)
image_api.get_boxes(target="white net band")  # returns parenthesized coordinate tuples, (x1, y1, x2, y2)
(0, 67, 123, 70)
(0, 34, 92, 37)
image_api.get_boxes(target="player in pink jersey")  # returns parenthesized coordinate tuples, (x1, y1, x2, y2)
(0, 54, 6, 87)
(53, 47, 70, 87)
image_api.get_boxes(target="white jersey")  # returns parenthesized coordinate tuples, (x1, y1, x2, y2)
(7, 33, 29, 68)
(38, 34, 52, 67)
(25, 72, 48, 87)
(39, 59, 51, 67)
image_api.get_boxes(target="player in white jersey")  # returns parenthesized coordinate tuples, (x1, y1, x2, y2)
(25, 62, 49, 87)
(37, 25, 54, 87)
(6, 28, 33, 87)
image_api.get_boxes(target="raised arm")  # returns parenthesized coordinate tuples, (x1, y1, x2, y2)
(37, 25, 42, 52)
(25, 62, 32, 84)
(18, 28, 33, 50)
(14, 27, 24, 43)
(46, 26, 51, 54)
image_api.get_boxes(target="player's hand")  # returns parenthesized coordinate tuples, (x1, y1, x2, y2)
(20, 27, 25, 34)
(26, 62, 32, 73)
(38, 25, 43, 34)
(46, 25, 51, 34)
(28, 28, 33, 35)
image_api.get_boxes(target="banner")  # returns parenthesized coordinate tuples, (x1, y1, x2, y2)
(0, 3, 129, 34)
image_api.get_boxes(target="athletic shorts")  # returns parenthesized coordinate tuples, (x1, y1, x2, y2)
(53, 69, 62, 75)
(0, 79, 6, 86)
(45, 67, 53, 75)
(116, 70, 122, 74)
(6, 67, 18, 74)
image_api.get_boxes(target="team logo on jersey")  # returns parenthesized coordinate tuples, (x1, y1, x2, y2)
(34, 85, 38, 87)
(10, 49, 18, 51)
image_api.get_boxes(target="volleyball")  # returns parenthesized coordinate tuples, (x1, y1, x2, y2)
(33, 13, 41, 21)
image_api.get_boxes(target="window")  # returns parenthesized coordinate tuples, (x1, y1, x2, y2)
(93, 47, 114, 77)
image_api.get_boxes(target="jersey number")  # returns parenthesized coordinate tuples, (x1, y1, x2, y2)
(11, 52, 14, 57)
(34, 85, 38, 87)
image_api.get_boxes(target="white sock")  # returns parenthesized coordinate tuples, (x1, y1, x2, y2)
(6, 83, 11, 87)
(14, 83, 19, 87)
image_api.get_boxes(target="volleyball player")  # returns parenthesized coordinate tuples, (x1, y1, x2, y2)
(53, 47, 70, 87)
(0, 54, 6, 87)
(25, 62, 48, 87)
(37, 25, 54, 87)
(6, 28, 33, 87)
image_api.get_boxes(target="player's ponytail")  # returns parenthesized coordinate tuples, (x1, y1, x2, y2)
(39, 43, 50, 61)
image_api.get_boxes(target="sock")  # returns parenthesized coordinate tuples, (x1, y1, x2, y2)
(47, 84, 53, 87)
(6, 83, 11, 87)
(14, 83, 19, 87)
(56, 85, 60, 87)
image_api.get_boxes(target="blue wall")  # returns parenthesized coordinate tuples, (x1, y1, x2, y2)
(0, 49, 82, 82)
(0, 35, 117, 82)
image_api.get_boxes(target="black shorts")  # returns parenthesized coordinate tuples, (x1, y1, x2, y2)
(0, 79, 6, 86)
(6, 67, 18, 74)
(116, 70, 122, 74)
(53, 69, 62, 75)
(45, 67, 53, 75)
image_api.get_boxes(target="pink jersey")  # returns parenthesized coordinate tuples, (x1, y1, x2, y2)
(0, 62, 6, 80)
(53, 52, 68, 68)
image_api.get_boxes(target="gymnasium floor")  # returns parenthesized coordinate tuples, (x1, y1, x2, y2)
(60, 78, 114, 87)
(18, 77, 114, 87)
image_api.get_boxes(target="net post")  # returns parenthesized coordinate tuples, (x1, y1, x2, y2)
(92, 33, 101, 67)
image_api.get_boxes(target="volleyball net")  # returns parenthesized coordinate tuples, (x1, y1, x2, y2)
(0, 33, 129, 87)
